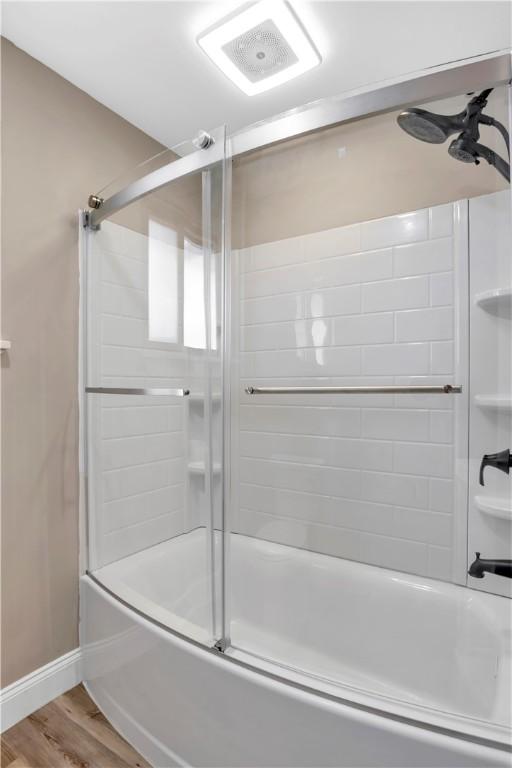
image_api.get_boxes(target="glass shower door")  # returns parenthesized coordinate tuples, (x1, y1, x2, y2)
(225, 88, 503, 683)
(84, 133, 225, 647)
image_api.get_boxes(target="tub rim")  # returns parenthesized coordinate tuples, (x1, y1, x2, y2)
(83, 572, 512, 753)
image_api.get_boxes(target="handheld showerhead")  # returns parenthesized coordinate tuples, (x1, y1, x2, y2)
(448, 136, 480, 164)
(397, 89, 510, 183)
(397, 108, 464, 144)
(448, 137, 511, 182)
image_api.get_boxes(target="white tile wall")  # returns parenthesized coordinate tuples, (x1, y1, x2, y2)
(234, 203, 463, 580)
(87, 222, 189, 567)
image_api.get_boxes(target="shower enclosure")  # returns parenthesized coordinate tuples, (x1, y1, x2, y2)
(80, 53, 512, 767)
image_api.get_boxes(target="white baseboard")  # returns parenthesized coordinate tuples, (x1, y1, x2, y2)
(0, 648, 82, 732)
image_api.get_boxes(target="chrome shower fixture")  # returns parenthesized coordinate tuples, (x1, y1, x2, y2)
(397, 89, 510, 182)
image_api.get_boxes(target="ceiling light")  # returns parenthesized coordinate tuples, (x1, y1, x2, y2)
(197, 0, 321, 96)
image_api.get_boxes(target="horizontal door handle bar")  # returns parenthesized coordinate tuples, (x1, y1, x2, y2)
(86, 387, 190, 397)
(245, 385, 462, 395)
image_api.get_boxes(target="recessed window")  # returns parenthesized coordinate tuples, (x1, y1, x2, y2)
(148, 220, 179, 344)
(183, 238, 217, 350)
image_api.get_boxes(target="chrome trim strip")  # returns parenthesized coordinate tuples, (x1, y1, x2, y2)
(84, 572, 511, 753)
(231, 52, 512, 156)
(85, 386, 190, 397)
(245, 385, 462, 395)
(88, 53, 511, 228)
(89, 140, 225, 227)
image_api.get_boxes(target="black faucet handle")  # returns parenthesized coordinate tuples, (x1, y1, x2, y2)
(479, 449, 512, 486)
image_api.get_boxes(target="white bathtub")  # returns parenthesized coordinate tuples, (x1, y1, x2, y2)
(81, 530, 512, 767)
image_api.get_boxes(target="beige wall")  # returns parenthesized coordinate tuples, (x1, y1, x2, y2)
(0, 39, 165, 687)
(233, 90, 508, 248)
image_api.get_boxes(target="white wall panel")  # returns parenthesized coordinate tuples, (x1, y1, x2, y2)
(234, 202, 466, 580)
(87, 222, 188, 567)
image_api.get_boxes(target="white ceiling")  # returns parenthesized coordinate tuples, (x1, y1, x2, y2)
(3, 1, 511, 148)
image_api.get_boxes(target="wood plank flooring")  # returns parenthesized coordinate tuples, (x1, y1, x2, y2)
(1, 685, 150, 768)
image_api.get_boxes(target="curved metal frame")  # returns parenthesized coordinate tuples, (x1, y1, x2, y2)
(87, 50, 512, 229)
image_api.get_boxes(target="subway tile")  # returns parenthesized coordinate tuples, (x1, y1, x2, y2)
(362, 409, 430, 441)
(236, 508, 364, 560)
(101, 405, 183, 439)
(239, 509, 430, 576)
(101, 250, 147, 290)
(101, 347, 188, 379)
(102, 315, 147, 348)
(429, 478, 454, 513)
(243, 223, 361, 272)
(241, 346, 361, 378)
(362, 276, 429, 313)
(362, 343, 430, 376)
(393, 237, 453, 277)
(393, 442, 453, 478)
(239, 431, 393, 472)
(101, 347, 146, 378)
(102, 432, 185, 471)
(103, 457, 185, 502)
(358, 531, 429, 575)
(239, 405, 361, 438)
(304, 284, 361, 318)
(429, 204, 453, 239)
(242, 248, 392, 299)
(241, 318, 333, 352)
(427, 545, 453, 580)
(361, 470, 429, 509)
(104, 485, 184, 532)
(395, 307, 453, 343)
(243, 237, 304, 273)
(101, 283, 146, 319)
(93, 222, 129, 255)
(430, 272, 453, 307)
(103, 510, 184, 565)
(431, 341, 454, 374)
(303, 346, 362, 377)
(393, 507, 452, 546)
(301, 223, 362, 262)
(239, 483, 395, 534)
(430, 411, 453, 443)
(361, 210, 428, 251)
(240, 457, 361, 500)
(242, 294, 303, 325)
(332, 313, 393, 346)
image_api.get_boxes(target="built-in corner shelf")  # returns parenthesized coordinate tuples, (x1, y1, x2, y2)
(475, 495, 512, 521)
(474, 394, 512, 411)
(475, 287, 512, 312)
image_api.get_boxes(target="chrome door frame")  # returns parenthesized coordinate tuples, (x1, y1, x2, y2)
(87, 50, 511, 229)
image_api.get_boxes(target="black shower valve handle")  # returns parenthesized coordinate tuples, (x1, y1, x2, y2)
(479, 449, 512, 486)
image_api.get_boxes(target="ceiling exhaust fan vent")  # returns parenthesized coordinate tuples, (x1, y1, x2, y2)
(197, 0, 321, 96)
(221, 19, 298, 84)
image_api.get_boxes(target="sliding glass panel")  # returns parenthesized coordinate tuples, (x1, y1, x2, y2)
(228, 83, 510, 736)
(84, 131, 225, 646)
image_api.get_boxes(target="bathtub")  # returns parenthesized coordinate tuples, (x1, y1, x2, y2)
(81, 529, 512, 767)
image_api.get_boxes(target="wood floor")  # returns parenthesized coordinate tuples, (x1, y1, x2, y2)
(1, 685, 150, 768)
